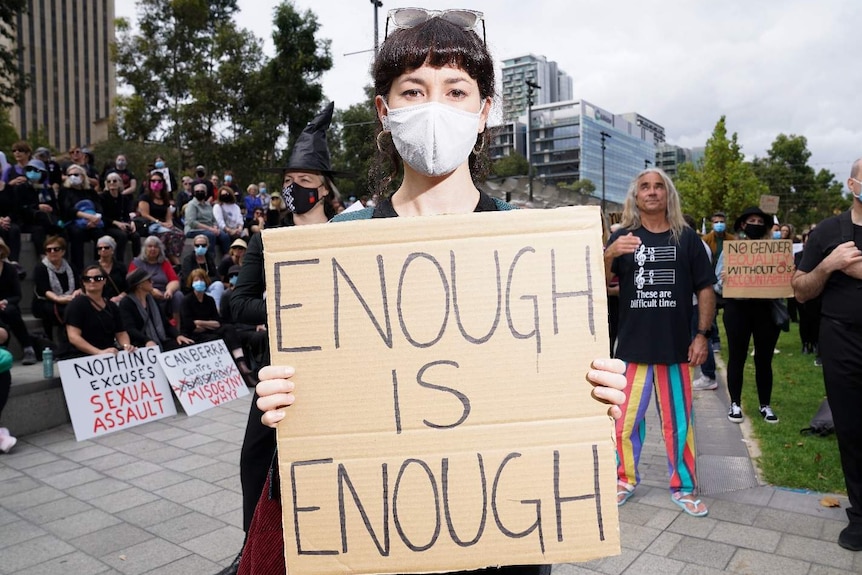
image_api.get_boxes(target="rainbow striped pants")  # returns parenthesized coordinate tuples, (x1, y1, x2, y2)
(615, 362, 698, 494)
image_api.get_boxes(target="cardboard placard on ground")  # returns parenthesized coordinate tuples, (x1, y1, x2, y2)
(723, 239, 795, 298)
(59, 347, 177, 441)
(157, 339, 250, 416)
(263, 206, 619, 575)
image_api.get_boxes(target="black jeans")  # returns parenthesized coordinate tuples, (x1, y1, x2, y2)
(723, 299, 780, 406)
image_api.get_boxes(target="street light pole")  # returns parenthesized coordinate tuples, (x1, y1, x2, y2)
(600, 131, 611, 214)
(371, 0, 383, 54)
(526, 80, 541, 202)
(644, 158, 652, 170)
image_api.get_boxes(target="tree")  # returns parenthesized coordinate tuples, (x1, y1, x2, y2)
(751, 134, 849, 229)
(675, 116, 767, 224)
(561, 178, 596, 196)
(0, 107, 18, 150)
(330, 88, 378, 200)
(0, 0, 28, 108)
(491, 152, 529, 178)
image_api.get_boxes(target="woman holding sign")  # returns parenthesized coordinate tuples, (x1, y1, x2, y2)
(231, 10, 628, 575)
(715, 206, 782, 424)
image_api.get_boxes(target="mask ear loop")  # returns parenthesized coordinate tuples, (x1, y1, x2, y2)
(376, 131, 390, 153)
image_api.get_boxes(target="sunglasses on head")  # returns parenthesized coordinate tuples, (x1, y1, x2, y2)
(385, 8, 485, 43)
(83, 274, 106, 283)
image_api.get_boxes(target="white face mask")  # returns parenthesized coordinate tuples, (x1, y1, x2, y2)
(382, 101, 483, 177)
(67, 174, 82, 186)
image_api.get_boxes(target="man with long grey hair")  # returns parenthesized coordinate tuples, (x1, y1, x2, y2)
(603, 168, 715, 517)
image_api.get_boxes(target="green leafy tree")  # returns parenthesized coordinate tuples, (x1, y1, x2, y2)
(0, 107, 19, 150)
(676, 116, 767, 224)
(751, 134, 849, 229)
(330, 88, 378, 200)
(0, 0, 28, 108)
(491, 152, 529, 178)
(560, 178, 596, 196)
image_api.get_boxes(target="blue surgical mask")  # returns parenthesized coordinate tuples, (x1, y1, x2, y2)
(194, 246, 207, 257)
(224, 175, 233, 183)
(154, 161, 165, 169)
(192, 280, 207, 293)
(852, 178, 862, 202)
(25, 170, 43, 182)
(712, 222, 726, 233)
(259, 187, 266, 195)
(229, 275, 238, 287)
(772, 230, 781, 239)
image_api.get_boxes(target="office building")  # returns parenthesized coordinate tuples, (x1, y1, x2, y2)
(655, 143, 693, 177)
(500, 54, 573, 120)
(10, 0, 116, 151)
(507, 99, 663, 206)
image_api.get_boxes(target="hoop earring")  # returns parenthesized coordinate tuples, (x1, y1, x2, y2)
(377, 131, 389, 153)
(472, 135, 485, 155)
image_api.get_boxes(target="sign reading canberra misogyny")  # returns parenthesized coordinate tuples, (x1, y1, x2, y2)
(263, 206, 619, 575)
(157, 339, 250, 416)
(59, 347, 177, 441)
(723, 239, 795, 298)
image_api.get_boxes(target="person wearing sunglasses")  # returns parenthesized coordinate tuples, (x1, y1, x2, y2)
(102, 153, 137, 197)
(60, 164, 104, 271)
(32, 236, 80, 343)
(180, 234, 225, 309)
(100, 174, 141, 263)
(95, 236, 128, 303)
(0, 140, 30, 263)
(62, 264, 135, 358)
(237, 13, 628, 575)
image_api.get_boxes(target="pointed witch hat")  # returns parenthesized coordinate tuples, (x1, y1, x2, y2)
(265, 101, 349, 177)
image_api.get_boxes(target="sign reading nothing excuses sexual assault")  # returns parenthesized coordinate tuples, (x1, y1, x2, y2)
(263, 206, 619, 575)
(723, 239, 794, 298)
(59, 347, 177, 441)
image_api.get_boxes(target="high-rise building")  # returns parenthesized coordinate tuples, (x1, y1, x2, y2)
(500, 54, 573, 120)
(492, 99, 663, 206)
(655, 143, 693, 177)
(10, 0, 116, 151)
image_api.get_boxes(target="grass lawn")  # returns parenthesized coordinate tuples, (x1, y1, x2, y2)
(717, 310, 845, 494)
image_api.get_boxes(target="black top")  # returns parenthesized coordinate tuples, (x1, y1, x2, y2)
(118, 294, 179, 347)
(798, 212, 862, 324)
(59, 186, 102, 224)
(33, 262, 79, 298)
(180, 292, 220, 338)
(180, 252, 220, 292)
(64, 295, 124, 351)
(0, 261, 22, 306)
(101, 261, 129, 300)
(100, 190, 135, 228)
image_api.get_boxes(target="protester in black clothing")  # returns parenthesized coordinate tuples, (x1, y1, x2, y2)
(63, 264, 134, 359)
(32, 236, 80, 342)
(103, 154, 137, 197)
(95, 236, 128, 303)
(0, 238, 36, 364)
(793, 159, 862, 551)
(0, 140, 30, 261)
(220, 264, 266, 370)
(33, 147, 63, 193)
(101, 173, 141, 261)
(60, 163, 105, 271)
(119, 268, 194, 351)
(16, 158, 60, 258)
(180, 234, 225, 308)
(794, 232, 821, 362)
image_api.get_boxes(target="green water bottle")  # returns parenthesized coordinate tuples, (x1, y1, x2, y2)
(42, 347, 53, 378)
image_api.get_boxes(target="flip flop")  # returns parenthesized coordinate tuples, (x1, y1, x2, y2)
(617, 485, 634, 507)
(671, 492, 708, 517)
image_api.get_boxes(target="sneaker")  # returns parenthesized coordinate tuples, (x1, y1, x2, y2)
(21, 348, 36, 365)
(0, 434, 17, 453)
(760, 405, 779, 423)
(711, 341, 721, 352)
(692, 375, 718, 391)
(814, 357, 822, 367)
(727, 402, 743, 423)
(839, 523, 862, 551)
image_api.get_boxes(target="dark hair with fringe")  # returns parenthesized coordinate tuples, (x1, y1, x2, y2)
(370, 16, 495, 197)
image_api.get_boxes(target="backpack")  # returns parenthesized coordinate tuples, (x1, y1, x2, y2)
(800, 398, 834, 437)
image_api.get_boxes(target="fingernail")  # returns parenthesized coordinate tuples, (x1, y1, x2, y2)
(273, 411, 285, 422)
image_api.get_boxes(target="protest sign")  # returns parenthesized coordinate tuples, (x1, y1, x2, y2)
(263, 206, 619, 575)
(723, 239, 794, 298)
(157, 339, 250, 416)
(759, 194, 780, 214)
(59, 347, 176, 441)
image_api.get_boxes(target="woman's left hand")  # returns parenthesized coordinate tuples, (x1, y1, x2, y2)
(587, 358, 627, 420)
(256, 365, 296, 428)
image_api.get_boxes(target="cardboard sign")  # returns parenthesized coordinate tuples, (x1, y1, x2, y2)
(59, 347, 177, 441)
(157, 340, 250, 416)
(723, 239, 794, 298)
(760, 194, 780, 214)
(263, 206, 619, 575)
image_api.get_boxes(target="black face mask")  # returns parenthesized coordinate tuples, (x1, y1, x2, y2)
(219, 193, 234, 204)
(283, 183, 320, 215)
(744, 223, 767, 239)
(194, 191, 208, 201)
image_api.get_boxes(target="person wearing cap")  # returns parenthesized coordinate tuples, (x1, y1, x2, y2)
(714, 206, 782, 425)
(0, 237, 37, 364)
(17, 157, 60, 259)
(180, 233, 225, 309)
(218, 238, 247, 284)
(63, 264, 135, 359)
(33, 147, 63, 193)
(119, 268, 194, 351)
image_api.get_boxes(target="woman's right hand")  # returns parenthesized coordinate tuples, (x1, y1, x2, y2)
(256, 365, 296, 428)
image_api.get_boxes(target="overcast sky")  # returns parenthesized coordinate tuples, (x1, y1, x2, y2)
(114, 0, 860, 184)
